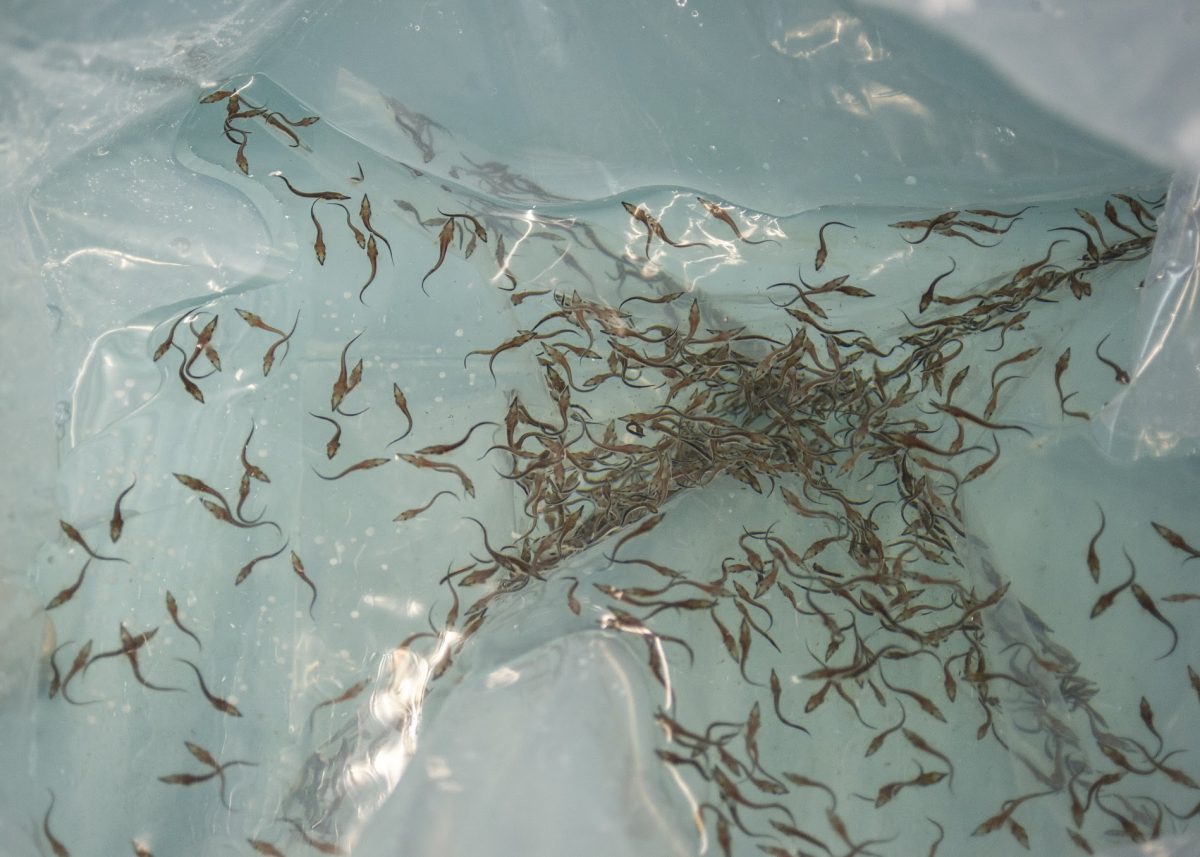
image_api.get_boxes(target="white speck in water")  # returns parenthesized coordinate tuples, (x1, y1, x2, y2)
(390, 362, 400, 370)
(114, 389, 127, 400)
(124, 378, 136, 388)
(381, 563, 389, 571)
(257, 448, 268, 459)
(904, 175, 917, 186)
(438, 371, 446, 379)
(314, 535, 326, 545)
(121, 703, 132, 714)
(329, 557, 338, 566)
(486, 666, 521, 688)
(454, 328, 464, 337)
(434, 395, 444, 403)
(365, 526, 376, 537)
(435, 347, 444, 355)
(289, 373, 299, 381)
(350, 610, 360, 619)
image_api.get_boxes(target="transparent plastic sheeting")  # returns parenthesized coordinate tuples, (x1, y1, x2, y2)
(0, 4, 1198, 857)
(1100, 171, 1200, 461)
(0, 0, 1178, 563)
(865, 0, 1200, 174)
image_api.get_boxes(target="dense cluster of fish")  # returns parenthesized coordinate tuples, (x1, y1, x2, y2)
(29, 78, 1200, 857)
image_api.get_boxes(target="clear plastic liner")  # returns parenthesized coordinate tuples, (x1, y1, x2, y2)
(2, 3, 1199, 857)
(864, 0, 1200, 172)
(1098, 170, 1200, 461)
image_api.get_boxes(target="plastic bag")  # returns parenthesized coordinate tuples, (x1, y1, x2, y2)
(2, 2, 1197, 856)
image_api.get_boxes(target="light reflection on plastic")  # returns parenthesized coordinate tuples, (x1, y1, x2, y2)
(360, 593, 407, 615)
(60, 247, 185, 269)
(1135, 427, 1180, 457)
(866, 249, 910, 278)
(490, 209, 536, 286)
(829, 84, 869, 119)
(861, 81, 930, 119)
(667, 761, 706, 854)
(769, 14, 888, 63)
(597, 640, 694, 857)
(652, 635, 672, 711)
(485, 665, 520, 689)
(353, 646, 430, 810)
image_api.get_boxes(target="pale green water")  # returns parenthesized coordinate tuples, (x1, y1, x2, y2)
(3, 7, 1195, 857)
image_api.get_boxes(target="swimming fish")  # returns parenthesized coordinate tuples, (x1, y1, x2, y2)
(43, 790, 70, 857)
(248, 841, 287, 857)
(46, 560, 91, 611)
(269, 173, 349, 201)
(1094, 334, 1130, 384)
(360, 195, 393, 261)
(235, 540, 289, 586)
(1151, 521, 1200, 562)
(397, 453, 475, 497)
(238, 307, 283, 340)
(165, 591, 202, 649)
(309, 412, 343, 459)
(307, 679, 370, 731)
(261, 310, 301, 377)
(175, 657, 242, 717)
(330, 330, 365, 414)
(279, 818, 343, 856)
(1086, 505, 1105, 582)
(312, 457, 391, 481)
(291, 551, 319, 619)
(310, 201, 326, 265)
(421, 218, 456, 294)
(814, 220, 853, 271)
(622, 201, 711, 257)
(697, 197, 773, 245)
(919, 259, 957, 314)
(394, 490, 457, 522)
(358, 235, 378, 303)
(109, 477, 136, 542)
(1129, 583, 1179, 659)
(59, 640, 95, 705)
(60, 520, 126, 564)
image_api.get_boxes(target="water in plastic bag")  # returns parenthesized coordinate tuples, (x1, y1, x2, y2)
(2, 2, 1198, 857)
